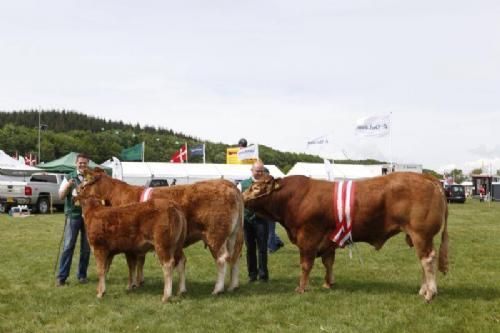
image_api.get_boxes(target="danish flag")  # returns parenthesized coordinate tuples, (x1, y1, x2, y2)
(170, 144, 188, 163)
(24, 153, 37, 166)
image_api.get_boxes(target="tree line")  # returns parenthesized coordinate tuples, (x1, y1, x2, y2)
(7, 110, 483, 177)
(0, 110, 331, 172)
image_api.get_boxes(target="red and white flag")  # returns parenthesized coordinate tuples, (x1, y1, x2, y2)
(24, 153, 37, 166)
(170, 144, 188, 163)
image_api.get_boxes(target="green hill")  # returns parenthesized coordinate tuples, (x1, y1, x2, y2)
(1, 110, 344, 172)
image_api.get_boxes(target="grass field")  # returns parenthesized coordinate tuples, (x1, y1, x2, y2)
(0, 200, 499, 333)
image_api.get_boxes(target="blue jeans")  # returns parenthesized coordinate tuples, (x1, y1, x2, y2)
(268, 221, 283, 251)
(57, 216, 90, 282)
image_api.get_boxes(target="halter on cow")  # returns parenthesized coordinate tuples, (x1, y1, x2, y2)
(243, 172, 449, 302)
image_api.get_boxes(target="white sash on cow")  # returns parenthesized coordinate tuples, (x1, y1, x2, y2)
(140, 188, 154, 202)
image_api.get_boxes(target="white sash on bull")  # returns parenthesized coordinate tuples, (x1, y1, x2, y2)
(330, 180, 356, 248)
(140, 188, 154, 202)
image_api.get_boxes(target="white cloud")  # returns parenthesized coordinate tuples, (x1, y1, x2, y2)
(1, 0, 499, 172)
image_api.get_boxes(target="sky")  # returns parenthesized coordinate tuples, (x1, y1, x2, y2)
(1, 0, 499, 173)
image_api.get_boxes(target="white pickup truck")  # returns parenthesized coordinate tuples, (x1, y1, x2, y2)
(0, 173, 66, 214)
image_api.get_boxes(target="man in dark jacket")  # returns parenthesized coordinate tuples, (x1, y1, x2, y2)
(55, 153, 91, 286)
(238, 160, 269, 282)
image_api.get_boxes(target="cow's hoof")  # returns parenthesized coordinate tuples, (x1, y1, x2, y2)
(162, 296, 170, 303)
(227, 285, 239, 292)
(418, 285, 427, 296)
(97, 292, 105, 299)
(295, 286, 306, 294)
(177, 289, 187, 296)
(424, 289, 437, 302)
(322, 282, 332, 289)
(212, 289, 224, 295)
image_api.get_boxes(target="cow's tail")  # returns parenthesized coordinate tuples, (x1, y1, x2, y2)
(228, 194, 244, 265)
(438, 202, 449, 274)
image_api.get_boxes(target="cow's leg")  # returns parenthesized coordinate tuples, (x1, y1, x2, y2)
(412, 234, 438, 302)
(296, 250, 316, 293)
(321, 250, 336, 289)
(212, 243, 229, 295)
(125, 253, 138, 290)
(105, 254, 114, 274)
(227, 255, 240, 292)
(420, 249, 437, 302)
(94, 250, 108, 298)
(176, 253, 187, 296)
(136, 254, 146, 286)
(161, 258, 175, 303)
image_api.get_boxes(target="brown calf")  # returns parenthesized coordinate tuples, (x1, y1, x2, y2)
(78, 196, 187, 302)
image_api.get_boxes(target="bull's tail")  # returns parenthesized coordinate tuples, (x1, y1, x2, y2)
(438, 203, 449, 274)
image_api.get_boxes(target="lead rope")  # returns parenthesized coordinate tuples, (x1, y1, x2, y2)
(348, 237, 364, 266)
(53, 217, 68, 281)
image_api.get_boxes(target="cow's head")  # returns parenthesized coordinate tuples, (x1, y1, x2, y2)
(77, 167, 108, 199)
(242, 175, 281, 203)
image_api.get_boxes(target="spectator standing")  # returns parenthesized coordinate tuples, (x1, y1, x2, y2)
(238, 160, 269, 282)
(56, 153, 91, 286)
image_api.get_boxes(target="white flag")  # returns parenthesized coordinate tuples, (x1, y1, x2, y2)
(355, 115, 391, 137)
(307, 135, 329, 147)
(237, 144, 259, 160)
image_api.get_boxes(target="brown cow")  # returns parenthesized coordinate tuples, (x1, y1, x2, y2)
(79, 168, 244, 294)
(78, 196, 187, 302)
(243, 172, 449, 301)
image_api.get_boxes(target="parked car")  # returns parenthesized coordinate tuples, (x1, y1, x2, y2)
(444, 184, 466, 203)
(144, 178, 170, 188)
(0, 173, 66, 213)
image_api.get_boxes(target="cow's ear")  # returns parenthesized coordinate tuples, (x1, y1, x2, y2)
(94, 167, 105, 174)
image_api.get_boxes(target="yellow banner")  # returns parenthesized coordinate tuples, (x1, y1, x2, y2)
(226, 147, 241, 164)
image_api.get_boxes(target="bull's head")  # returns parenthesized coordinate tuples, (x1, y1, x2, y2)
(242, 175, 281, 203)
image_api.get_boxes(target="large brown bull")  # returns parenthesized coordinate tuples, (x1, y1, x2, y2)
(79, 168, 244, 294)
(243, 172, 449, 301)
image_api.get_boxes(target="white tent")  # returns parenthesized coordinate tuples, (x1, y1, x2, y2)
(287, 162, 385, 180)
(0, 150, 40, 180)
(101, 158, 285, 186)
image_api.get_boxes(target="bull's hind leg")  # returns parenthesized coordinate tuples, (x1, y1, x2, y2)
(321, 250, 336, 289)
(412, 234, 438, 302)
(296, 250, 316, 293)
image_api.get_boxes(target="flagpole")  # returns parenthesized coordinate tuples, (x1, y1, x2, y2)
(185, 142, 188, 163)
(38, 109, 41, 163)
(142, 141, 145, 162)
(203, 143, 206, 164)
(389, 112, 393, 172)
